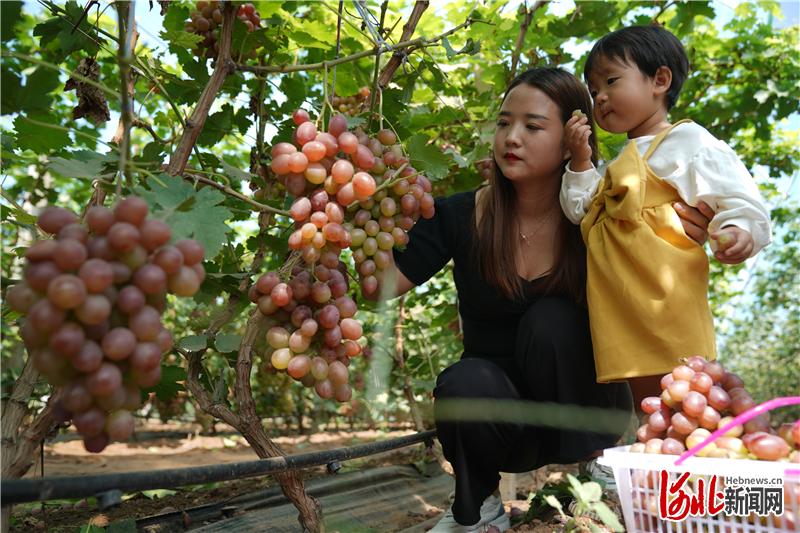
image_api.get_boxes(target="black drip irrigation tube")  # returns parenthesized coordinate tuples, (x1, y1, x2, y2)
(2, 429, 437, 505)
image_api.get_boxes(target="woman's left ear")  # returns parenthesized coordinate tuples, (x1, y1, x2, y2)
(653, 66, 672, 96)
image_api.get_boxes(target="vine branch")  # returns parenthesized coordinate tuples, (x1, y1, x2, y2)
(378, 0, 429, 88)
(4, 390, 63, 480)
(237, 17, 473, 75)
(509, 1, 548, 81)
(115, 1, 136, 192)
(165, 2, 236, 176)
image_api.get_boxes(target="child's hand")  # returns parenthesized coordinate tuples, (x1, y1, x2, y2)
(711, 226, 753, 264)
(564, 110, 593, 172)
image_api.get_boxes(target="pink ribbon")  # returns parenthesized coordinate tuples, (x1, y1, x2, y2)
(674, 396, 800, 466)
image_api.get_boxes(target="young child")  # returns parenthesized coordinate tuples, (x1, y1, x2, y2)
(559, 25, 771, 406)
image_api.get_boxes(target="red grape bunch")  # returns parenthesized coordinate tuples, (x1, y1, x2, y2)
(185, 1, 261, 59)
(330, 87, 372, 117)
(631, 356, 799, 462)
(271, 109, 435, 297)
(7, 197, 206, 453)
(248, 265, 362, 402)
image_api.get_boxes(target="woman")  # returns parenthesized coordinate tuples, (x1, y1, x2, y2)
(369, 67, 713, 532)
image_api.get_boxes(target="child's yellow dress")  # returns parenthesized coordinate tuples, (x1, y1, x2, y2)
(580, 120, 717, 382)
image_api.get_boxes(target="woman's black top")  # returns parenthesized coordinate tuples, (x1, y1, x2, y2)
(393, 189, 560, 359)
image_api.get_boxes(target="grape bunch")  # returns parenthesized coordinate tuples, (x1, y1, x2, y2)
(7, 198, 206, 452)
(630, 356, 799, 461)
(185, 1, 261, 59)
(248, 265, 361, 402)
(272, 109, 435, 297)
(330, 87, 371, 117)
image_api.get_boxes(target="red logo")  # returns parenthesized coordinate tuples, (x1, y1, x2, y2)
(658, 470, 725, 521)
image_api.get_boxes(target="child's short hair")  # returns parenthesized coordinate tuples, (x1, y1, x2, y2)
(584, 25, 689, 110)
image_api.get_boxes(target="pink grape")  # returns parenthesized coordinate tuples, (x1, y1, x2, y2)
(328, 114, 348, 137)
(296, 122, 317, 145)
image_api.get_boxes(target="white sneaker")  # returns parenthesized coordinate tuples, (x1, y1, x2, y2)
(428, 492, 510, 532)
(580, 458, 617, 491)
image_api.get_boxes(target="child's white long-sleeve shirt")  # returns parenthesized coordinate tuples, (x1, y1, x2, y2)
(560, 121, 772, 256)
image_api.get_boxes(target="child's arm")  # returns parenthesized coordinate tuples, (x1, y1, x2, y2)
(560, 111, 602, 224)
(661, 127, 771, 261)
(686, 144, 771, 261)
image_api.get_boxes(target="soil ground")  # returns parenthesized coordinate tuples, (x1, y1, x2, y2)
(9, 421, 620, 532)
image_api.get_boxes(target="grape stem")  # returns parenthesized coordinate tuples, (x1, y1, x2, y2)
(182, 169, 291, 217)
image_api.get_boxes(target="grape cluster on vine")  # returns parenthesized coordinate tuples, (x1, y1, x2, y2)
(259, 109, 436, 400)
(7, 198, 206, 452)
(329, 87, 371, 117)
(250, 265, 361, 402)
(185, 1, 261, 59)
(272, 110, 434, 297)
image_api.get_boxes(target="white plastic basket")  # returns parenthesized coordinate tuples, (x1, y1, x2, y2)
(599, 445, 799, 532)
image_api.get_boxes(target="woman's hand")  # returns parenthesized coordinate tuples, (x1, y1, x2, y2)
(673, 201, 714, 245)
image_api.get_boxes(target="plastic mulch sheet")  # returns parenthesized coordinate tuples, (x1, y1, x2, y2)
(186, 463, 453, 533)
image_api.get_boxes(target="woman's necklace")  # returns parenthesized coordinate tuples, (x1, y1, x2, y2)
(519, 210, 557, 246)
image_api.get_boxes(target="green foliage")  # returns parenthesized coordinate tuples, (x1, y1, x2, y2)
(134, 175, 233, 259)
(541, 474, 623, 532)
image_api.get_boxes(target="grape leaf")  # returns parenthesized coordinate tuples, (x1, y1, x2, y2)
(408, 106, 460, 129)
(215, 334, 242, 353)
(441, 37, 457, 59)
(2, 65, 63, 116)
(231, 25, 272, 57)
(332, 62, 360, 97)
(14, 114, 70, 152)
(178, 334, 208, 352)
(286, 20, 330, 49)
(135, 175, 233, 259)
(0, 69, 23, 115)
(33, 1, 101, 57)
(160, 30, 203, 49)
(278, 76, 307, 112)
(253, 1, 286, 18)
(143, 365, 186, 402)
(0, 1, 22, 39)
(406, 134, 452, 181)
(162, 3, 189, 33)
(233, 106, 252, 137)
(220, 158, 253, 183)
(48, 151, 113, 179)
(197, 104, 233, 146)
